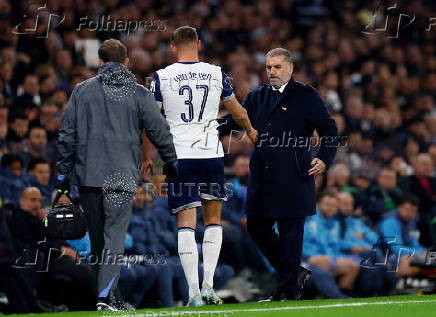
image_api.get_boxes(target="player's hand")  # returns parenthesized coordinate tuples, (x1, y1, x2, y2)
(246, 128, 258, 144)
(163, 160, 178, 179)
(141, 159, 154, 182)
(308, 157, 326, 176)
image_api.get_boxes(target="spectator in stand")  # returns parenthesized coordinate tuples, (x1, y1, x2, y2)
(39, 74, 57, 104)
(303, 190, 360, 294)
(390, 156, 410, 177)
(338, 169, 374, 222)
(326, 163, 350, 189)
(13, 74, 40, 113)
(18, 125, 53, 168)
(0, 105, 8, 155)
(0, 153, 25, 206)
(335, 192, 396, 296)
(336, 192, 378, 255)
(23, 158, 54, 208)
(0, 61, 14, 102)
(343, 95, 363, 134)
(366, 167, 403, 224)
(398, 153, 436, 247)
(0, 196, 72, 313)
(6, 187, 96, 310)
(379, 195, 426, 277)
(340, 169, 371, 195)
(54, 50, 73, 94)
(6, 112, 28, 152)
(34, 100, 61, 143)
(0, 198, 39, 314)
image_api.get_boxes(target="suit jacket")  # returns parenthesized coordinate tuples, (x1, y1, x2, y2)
(221, 78, 338, 218)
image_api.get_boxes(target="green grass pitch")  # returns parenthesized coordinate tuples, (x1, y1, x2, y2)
(8, 295, 436, 317)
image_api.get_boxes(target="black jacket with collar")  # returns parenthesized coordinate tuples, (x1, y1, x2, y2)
(221, 78, 338, 218)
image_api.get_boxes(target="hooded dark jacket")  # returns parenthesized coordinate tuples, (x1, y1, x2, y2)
(57, 62, 176, 188)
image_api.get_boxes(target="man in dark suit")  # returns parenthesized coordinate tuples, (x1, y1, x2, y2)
(221, 48, 338, 300)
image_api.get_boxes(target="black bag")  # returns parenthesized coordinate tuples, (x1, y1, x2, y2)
(45, 191, 87, 240)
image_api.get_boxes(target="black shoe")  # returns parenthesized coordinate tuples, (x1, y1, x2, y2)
(258, 288, 291, 302)
(295, 264, 312, 300)
(38, 300, 69, 312)
(258, 265, 312, 302)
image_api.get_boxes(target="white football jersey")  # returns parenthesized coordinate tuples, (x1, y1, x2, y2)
(150, 62, 234, 159)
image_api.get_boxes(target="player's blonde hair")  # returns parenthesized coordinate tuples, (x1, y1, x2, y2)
(172, 26, 198, 47)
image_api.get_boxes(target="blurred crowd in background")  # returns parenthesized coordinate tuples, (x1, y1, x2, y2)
(1, 0, 436, 313)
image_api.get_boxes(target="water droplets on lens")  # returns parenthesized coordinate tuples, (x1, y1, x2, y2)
(101, 68, 137, 102)
(102, 172, 137, 207)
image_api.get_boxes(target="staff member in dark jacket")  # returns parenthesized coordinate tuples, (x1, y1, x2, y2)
(221, 48, 338, 301)
(56, 39, 178, 311)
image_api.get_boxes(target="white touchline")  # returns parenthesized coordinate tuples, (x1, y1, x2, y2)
(135, 299, 436, 316)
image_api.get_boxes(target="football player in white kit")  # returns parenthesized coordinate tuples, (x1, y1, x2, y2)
(150, 26, 258, 306)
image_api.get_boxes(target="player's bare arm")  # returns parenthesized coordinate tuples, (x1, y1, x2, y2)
(223, 97, 258, 143)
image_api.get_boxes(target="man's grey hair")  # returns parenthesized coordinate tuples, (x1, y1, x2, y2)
(266, 48, 293, 63)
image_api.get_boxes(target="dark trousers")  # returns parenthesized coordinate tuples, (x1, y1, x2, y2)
(247, 216, 305, 298)
(78, 187, 133, 299)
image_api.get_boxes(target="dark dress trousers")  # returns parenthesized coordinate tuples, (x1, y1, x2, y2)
(221, 77, 338, 298)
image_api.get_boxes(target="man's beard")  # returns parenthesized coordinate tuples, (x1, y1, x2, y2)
(269, 77, 281, 88)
